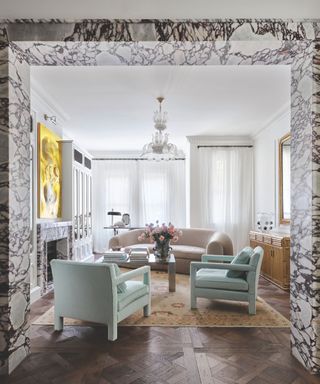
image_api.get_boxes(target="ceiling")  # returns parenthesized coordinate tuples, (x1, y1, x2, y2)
(31, 65, 290, 153)
(1, 0, 319, 19)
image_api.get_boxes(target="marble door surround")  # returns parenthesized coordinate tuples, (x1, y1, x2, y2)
(0, 19, 319, 375)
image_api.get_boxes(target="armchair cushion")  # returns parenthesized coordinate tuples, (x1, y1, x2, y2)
(118, 281, 149, 311)
(226, 247, 253, 278)
(196, 269, 249, 291)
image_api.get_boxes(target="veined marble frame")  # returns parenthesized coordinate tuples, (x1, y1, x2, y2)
(0, 19, 319, 376)
(36, 221, 73, 295)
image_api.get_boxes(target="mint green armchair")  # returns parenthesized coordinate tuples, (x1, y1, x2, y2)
(51, 260, 151, 340)
(190, 246, 264, 315)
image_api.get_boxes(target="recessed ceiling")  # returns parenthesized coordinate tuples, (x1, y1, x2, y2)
(31, 65, 290, 153)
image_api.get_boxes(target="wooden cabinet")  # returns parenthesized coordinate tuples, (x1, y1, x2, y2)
(249, 230, 290, 290)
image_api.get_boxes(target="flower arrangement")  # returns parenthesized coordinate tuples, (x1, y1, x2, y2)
(138, 221, 182, 244)
(138, 221, 182, 259)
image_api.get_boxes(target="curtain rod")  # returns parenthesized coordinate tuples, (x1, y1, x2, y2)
(197, 145, 253, 148)
(93, 157, 186, 161)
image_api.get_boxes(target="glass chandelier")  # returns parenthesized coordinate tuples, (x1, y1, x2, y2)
(141, 97, 179, 160)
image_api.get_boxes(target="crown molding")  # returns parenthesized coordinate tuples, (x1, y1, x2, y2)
(187, 135, 253, 146)
(31, 78, 70, 126)
(252, 102, 290, 139)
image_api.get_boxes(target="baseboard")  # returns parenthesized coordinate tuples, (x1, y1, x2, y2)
(30, 286, 41, 304)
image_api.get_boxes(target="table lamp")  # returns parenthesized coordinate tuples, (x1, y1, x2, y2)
(107, 209, 122, 226)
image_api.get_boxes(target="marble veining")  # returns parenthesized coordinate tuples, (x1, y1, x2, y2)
(0, 19, 319, 42)
(0, 19, 319, 375)
(0, 43, 9, 376)
(0, 45, 31, 375)
(37, 222, 73, 295)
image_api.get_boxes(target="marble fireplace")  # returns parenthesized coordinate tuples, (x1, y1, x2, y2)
(37, 222, 73, 294)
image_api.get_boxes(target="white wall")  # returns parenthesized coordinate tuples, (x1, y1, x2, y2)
(253, 108, 290, 229)
(1, 0, 319, 19)
(30, 85, 66, 223)
(187, 135, 253, 228)
(29, 85, 68, 303)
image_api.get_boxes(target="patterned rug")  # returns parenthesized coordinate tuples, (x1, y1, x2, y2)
(33, 271, 289, 328)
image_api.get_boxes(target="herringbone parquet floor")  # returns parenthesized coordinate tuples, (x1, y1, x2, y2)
(3, 277, 318, 384)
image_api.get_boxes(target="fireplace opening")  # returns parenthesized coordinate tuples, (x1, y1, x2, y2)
(47, 240, 57, 285)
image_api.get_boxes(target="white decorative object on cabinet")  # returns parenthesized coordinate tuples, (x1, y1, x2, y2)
(61, 140, 93, 262)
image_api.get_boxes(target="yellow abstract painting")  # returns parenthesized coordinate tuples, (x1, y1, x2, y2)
(38, 123, 62, 218)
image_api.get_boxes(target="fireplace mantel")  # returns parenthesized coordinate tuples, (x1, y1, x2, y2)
(37, 221, 73, 294)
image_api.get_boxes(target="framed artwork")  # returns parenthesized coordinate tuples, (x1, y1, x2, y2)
(38, 122, 62, 218)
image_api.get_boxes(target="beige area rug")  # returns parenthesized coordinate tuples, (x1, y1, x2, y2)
(33, 271, 289, 328)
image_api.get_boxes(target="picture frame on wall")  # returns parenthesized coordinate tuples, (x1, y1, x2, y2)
(37, 122, 62, 219)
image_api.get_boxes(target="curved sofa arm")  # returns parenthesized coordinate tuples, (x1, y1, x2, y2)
(206, 232, 233, 256)
(109, 236, 120, 250)
(206, 241, 223, 255)
(108, 229, 145, 250)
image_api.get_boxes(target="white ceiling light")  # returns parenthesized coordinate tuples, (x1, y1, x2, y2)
(141, 97, 179, 160)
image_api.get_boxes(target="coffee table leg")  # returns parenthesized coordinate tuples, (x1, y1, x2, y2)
(168, 262, 176, 292)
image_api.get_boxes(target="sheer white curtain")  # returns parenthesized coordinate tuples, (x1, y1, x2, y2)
(92, 160, 138, 252)
(139, 161, 186, 227)
(199, 147, 253, 252)
(92, 159, 186, 252)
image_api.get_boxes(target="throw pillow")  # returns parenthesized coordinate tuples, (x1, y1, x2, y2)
(226, 246, 253, 278)
(113, 264, 127, 293)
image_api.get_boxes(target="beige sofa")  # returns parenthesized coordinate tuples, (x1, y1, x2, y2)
(108, 228, 233, 274)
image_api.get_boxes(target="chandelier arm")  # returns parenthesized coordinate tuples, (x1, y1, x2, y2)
(141, 96, 179, 160)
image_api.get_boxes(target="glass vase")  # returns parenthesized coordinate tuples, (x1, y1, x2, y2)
(154, 239, 171, 261)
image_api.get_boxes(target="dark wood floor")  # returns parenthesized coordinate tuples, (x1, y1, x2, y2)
(4, 277, 318, 384)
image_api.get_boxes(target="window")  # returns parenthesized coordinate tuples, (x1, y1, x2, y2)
(92, 159, 186, 252)
(106, 175, 131, 216)
(141, 172, 168, 224)
(199, 147, 253, 251)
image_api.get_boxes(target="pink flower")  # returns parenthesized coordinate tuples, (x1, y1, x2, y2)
(139, 222, 181, 243)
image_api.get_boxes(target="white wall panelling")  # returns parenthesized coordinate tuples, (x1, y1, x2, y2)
(253, 108, 291, 230)
(61, 141, 93, 262)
